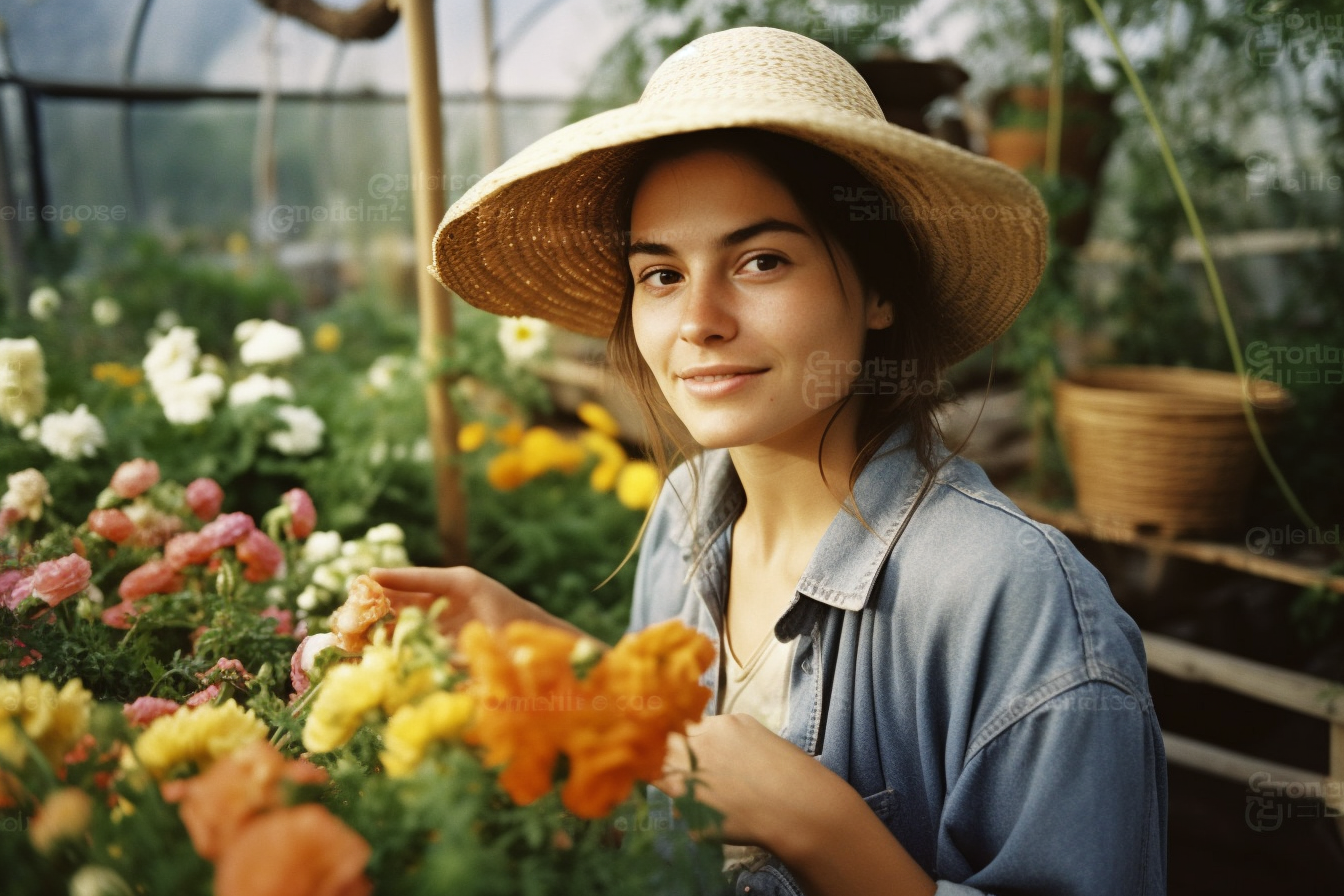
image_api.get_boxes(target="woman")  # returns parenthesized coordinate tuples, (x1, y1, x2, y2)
(374, 27, 1166, 896)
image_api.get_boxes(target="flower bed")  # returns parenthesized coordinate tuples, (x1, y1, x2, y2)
(1, 465, 725, 895)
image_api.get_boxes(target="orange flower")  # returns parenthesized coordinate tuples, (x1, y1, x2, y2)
(331, 575, 391, 653)
(460, 620, 584, 806)
(460, 619, 715, 818)
(213, 804, 372, 896)
(576, 401, 621, 438)
(166, 740, 327, 862)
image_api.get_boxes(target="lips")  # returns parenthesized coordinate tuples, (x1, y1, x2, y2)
(676, 365, 767, 398)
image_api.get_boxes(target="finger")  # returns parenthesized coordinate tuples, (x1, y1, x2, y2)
(370, 566, 475, 595)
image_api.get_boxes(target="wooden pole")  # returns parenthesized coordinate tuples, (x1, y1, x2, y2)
(396, 0, 468, 564)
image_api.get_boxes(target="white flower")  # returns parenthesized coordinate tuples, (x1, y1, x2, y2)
(158, 373, 225, 425)
(311, 564, 347, 593)
(27, 286, 61, 321)
(227, 372, 296, 407)
(302, 530, 343, 564)
(198, 354, 228, 377)
(297, 632, 339, 673)
(411, 437, 432, 464)
(497, 315, 549, 363)
(91, 296, 122, 326)
(366, 355, 406, 392)
(297, 586, 320, 612)
(238, 320, 303, 366)
(267, 404, 325, 455)
(38, 405, 107, 460)
(143, 326, 200, 390)
(1, 468, 51, 522)
(154, 309, 182, 332)
(367, 440, 388, 465)
(366, 522, 405, 545)
(0, 337, 48, 427)
(233, 319, 264, 343)
(19, 423, 38, 441)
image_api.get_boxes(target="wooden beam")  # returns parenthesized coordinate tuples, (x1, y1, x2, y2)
(1143, 631, 1344, 725)
(254, 0, 399, 40)
(1011, 494, 1344, 596)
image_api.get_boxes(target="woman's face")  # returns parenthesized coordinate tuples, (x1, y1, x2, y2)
(627, 148, 888, 454)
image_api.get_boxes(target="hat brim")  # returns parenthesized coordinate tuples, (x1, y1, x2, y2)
(431, 98, 1048, 365)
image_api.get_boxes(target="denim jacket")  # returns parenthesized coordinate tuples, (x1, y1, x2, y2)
(629, 433, 1167, 895)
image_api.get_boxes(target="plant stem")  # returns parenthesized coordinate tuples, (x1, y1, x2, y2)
(1045, 0, 1065, 179)
(1081, 0, 1331, 553)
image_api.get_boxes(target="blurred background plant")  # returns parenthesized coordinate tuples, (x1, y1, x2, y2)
(2, 231, 657, 640)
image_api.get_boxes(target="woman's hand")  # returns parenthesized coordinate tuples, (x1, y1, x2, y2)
(656, 713, 825, 849)
(657, 713, 935, 896)
(369, 566, 594, 641)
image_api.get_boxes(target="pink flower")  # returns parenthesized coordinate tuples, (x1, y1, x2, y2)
(281, 489, 317, 539)
(87, 508, 136, 544)
(185, 478, 225, 522)
(30, 554, 92, 606)
(186, 685, 221, 707)
(110, 458, 160, 499)
(118, 559, 184, 601)
(101, 600, 144, 629)
(123, 501, 184, 548)
(236, 530, 283, 583)
(260, 606, 295, 637)
(290, 633, 338, 696)
(1, 568, 34, 610)
(165, 532, 215, 570)
(200, 512, 256, 552)
(124, 696, 181, 726)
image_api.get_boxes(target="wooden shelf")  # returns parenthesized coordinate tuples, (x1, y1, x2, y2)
(1008, 493, 1344, 596)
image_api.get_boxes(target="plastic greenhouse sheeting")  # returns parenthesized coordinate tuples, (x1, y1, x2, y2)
(0, 0, 632, 242)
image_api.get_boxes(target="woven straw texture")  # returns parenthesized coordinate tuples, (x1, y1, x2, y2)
(431, 27, 1048, 363)
(1054, 366, 1294, 537)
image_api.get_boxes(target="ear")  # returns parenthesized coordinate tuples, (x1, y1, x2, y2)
(865, 291, 893, 331)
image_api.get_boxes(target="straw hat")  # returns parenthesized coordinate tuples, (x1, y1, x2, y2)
(431, 26, 1048, 364)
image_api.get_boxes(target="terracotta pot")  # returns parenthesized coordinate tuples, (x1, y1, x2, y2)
(985, 86, 1117, 245)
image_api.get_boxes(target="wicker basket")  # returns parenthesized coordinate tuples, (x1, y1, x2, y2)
(1053, 366, 1293, 537)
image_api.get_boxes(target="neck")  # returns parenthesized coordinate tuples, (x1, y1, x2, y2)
(727, 410, 863, 562)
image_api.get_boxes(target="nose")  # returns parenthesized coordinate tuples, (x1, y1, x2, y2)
(677, 274, 736, 345)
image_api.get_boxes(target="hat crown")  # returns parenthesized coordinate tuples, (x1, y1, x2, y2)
(639, 27, 885, 121)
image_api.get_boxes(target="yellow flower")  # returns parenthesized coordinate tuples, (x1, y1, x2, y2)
(576, 402, 621, 438)
(313, 322, 342, 353)
(495, 420, 524, 447)
(226, 231, 250, 256)
(615, 461, 661, 510)
(457, 420, 489, 453)
(580, 431, 627, 492)
(485, 449, 527, 491)
(128, 702, 268, 781)
(0, 675, 92, 767)
(381, 691, 476, 777)
(302, 660, 387, 754)
(91, 362, 143, 388)
(518, 426, 567, 478)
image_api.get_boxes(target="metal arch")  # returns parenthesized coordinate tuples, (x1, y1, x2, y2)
(121, 0, 155, 220)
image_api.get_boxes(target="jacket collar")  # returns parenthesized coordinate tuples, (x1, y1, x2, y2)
(669, 428, 940, 634)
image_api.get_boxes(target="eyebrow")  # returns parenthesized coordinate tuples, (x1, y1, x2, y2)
(627, 218, 810, 258)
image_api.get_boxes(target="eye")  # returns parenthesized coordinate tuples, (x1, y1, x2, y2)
(742, 254, 785, 274)
(637, 268, 682, 288)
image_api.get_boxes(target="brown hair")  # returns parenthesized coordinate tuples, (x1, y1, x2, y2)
(607, 128, 954, 541)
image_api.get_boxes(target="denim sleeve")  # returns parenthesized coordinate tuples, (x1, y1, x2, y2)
(933, 680, 1167, 896)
